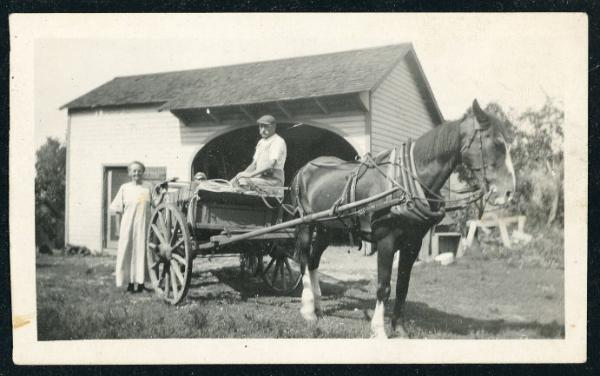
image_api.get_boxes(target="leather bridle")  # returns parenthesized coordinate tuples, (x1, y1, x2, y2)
(460, 115, 491, 195)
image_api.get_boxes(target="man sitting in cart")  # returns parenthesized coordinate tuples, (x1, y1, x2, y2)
(231, 114, 287, 196)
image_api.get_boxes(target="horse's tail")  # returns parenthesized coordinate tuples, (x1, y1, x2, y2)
(289, 165, 305, 217)
(289, 165, 311, 264)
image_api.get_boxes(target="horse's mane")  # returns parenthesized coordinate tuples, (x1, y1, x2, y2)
(413, 115, 465, 164)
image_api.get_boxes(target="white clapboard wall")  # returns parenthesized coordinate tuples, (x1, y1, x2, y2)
(66, 106, 368, 252)
(371, 55, 437, 154)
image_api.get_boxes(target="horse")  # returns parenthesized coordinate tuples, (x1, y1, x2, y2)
(290, 99, 516, 338)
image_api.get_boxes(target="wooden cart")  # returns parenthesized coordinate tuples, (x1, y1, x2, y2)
(146, 180, 302, 304)
(146, 179, 400, 305)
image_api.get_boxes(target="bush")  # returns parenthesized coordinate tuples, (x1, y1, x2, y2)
(35, 138, 66, 249)
(508, 227, 564, 269)
(508, 164, 563, 228)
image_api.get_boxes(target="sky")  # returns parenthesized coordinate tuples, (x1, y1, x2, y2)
(31, 13, 584, 148)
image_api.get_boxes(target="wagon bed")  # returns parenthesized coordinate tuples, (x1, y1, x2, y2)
(146, 181, 302, 304)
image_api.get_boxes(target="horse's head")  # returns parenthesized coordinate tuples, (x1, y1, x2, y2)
(459, 99, 516, 206)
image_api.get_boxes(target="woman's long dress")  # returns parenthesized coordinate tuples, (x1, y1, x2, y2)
(110, 181, 153, 287)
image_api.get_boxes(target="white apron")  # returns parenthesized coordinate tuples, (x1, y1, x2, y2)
(110, 181, 152, 286)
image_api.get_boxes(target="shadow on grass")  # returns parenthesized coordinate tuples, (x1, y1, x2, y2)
(183, 267, 286, 303)
(403, 301, 564, 338)
(194, 265, 373, 301)
(322, 294, 564, 338)
(185, 264, 563, 339)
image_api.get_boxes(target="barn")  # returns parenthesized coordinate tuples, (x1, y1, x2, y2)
(61, 43, 444, 253)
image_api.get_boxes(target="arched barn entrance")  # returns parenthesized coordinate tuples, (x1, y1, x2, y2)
(191, 123, 358, 185)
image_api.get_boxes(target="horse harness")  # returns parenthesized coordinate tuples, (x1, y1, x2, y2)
(288, 115, 492, 244)
(325, 140, 447, 245)
(340, 115, 493, 222)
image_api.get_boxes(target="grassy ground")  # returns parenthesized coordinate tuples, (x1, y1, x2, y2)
(36, 245, 564, 340)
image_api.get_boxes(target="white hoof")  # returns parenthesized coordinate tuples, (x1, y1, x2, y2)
(301, 309, 318, 322)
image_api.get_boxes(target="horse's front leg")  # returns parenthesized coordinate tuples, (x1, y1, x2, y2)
(300, 226, 329, 320)
(371, 234, 396, 339)
(391, 239, 421, 338)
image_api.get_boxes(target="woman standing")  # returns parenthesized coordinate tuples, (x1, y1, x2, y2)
(110, 161, 153, 293)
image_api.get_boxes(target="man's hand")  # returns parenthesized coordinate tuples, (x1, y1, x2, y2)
(237, 171, 252, 179)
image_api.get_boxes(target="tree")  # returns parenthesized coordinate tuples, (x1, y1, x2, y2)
(35, 138, 66, 249)
(513, 99, 564, 225)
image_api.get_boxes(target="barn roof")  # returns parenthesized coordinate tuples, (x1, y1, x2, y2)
(61, 43, 442, 121)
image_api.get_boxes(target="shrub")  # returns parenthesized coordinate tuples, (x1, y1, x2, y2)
(35, 138, 66, 249)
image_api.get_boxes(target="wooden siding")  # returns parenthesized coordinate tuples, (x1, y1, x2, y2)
(66, 106, 230, 250)
(371, 57, 436, 154)
(67, 107, 367, 250)
(293, 113, 368, 155)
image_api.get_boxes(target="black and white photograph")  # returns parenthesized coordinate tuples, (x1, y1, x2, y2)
(10, 13, 587, 364)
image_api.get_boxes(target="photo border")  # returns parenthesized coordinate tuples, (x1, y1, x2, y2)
(6, 10, 592, 368)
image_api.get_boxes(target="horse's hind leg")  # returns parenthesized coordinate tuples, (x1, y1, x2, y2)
(391, 238, 421, 338)
(297, 224, 318, 322)
(371, 233, 396, 339)
(307, 226, 329, 317)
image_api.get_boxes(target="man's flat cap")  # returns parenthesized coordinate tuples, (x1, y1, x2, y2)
(257, 114, 276, 125)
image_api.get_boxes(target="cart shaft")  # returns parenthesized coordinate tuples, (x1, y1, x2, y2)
(208, 187, 400, 247)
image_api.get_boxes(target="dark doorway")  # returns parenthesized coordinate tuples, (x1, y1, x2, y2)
(191, 123, 358, 185)
(103, 166, 129, 249)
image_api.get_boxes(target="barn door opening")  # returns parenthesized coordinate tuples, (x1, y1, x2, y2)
(191, 123, 358, 185)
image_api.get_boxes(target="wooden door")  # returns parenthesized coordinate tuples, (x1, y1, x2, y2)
(104, 167, 129, 249)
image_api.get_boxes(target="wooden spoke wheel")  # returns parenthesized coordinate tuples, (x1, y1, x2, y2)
(146, 203, 192, 305)
(240, 251, 263, 278)
(260, 244, 302, 295)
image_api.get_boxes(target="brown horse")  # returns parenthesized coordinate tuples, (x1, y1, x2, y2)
(290, 100, 516, 338)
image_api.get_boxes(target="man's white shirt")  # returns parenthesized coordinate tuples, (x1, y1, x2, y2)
(253, 133, 287, 173)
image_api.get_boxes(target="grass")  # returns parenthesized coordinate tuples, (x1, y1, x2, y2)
(36, 243, 564, 340)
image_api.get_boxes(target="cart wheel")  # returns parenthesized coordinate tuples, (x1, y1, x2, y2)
(240, 252, 263, 278)
(261, 244, 302, 295)
(146, 203, 193, 305)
